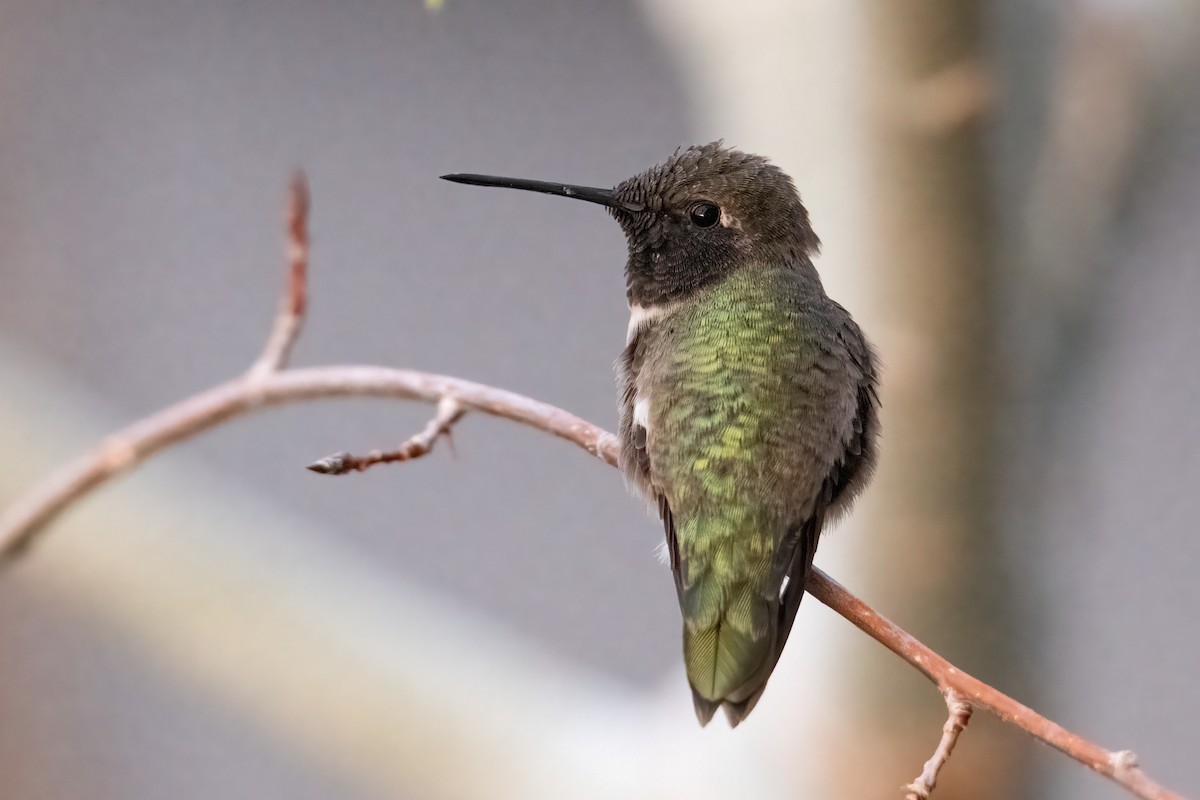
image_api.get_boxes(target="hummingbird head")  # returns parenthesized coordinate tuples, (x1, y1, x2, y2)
(442, 142, 820, 306)
(609, 142, 821, 305)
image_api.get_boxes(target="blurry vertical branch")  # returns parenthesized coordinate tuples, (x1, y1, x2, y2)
(0, 180, 1188, 800)
(863, 0, 1006, 792)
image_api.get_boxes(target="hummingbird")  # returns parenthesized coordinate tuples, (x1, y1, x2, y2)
(442, 142, 880, 727)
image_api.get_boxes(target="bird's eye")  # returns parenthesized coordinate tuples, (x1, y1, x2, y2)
(688, 201, 720, 228)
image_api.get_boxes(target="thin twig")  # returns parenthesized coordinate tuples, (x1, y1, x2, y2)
(248, 172, 309, 378)
(903, 690, 973, 799)
(0, 181, 1189, 800)
(307, 395, 466, 474)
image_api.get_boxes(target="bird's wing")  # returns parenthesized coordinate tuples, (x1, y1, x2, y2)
(827, 315, 882, 516)
(617, 325, 685, 599)
(773, 316, 881, 660)
(659, 494, 683, 596)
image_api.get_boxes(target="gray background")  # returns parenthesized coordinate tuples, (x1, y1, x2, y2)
(1, 1, 1197, 798)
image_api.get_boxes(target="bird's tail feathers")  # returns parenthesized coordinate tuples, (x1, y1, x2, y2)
(682, 578, 774, 728)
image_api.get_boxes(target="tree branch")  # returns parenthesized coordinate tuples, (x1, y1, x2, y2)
(0, 366, 616, 559)
(0, 181, 1187, 800)
(806, 573, 1184, 800)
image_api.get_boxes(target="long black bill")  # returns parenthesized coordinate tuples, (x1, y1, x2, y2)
(440, 173, 643, 212)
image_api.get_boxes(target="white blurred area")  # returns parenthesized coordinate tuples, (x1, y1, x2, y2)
(1, 2, 1198, 799)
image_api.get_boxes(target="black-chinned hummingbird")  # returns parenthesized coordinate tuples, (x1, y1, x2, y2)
(443, 142, 880, 727)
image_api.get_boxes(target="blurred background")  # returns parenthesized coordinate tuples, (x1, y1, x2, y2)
(1, 1, 1197, 798)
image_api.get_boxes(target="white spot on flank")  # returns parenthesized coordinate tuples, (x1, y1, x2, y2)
(633, 396, 651, 429)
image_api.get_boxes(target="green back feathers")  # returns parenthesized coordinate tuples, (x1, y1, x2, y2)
(649, 268, 817, 724)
